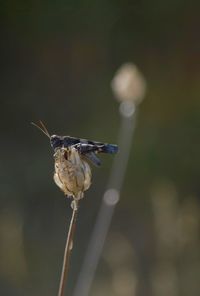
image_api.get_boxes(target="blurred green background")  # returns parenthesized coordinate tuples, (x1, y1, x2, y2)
(1, 1, 200, 295)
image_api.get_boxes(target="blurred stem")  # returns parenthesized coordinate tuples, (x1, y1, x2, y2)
(58, 199, 79, 296)
(73, 104, 137, 296)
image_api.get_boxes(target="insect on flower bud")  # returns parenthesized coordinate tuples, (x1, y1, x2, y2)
(53, 147, 92, 200)
(111, 63, 146, 105)
(31, 121, 118, 200)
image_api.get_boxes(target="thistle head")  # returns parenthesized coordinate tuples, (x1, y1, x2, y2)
(54, 147, 92, 200)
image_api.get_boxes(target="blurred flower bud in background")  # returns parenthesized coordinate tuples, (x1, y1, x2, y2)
(111, 63, 146, 105)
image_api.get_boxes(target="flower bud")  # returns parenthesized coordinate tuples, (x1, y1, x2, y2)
(53, 147, 92, 199)
(111, 63, 146, 105)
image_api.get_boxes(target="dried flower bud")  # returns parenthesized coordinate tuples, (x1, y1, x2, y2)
(111, 63, 146, 105)
(53, 147, 92, 200)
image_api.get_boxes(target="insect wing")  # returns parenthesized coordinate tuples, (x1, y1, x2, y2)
(83, 152, 101, 167)
(75, 142, 118, 154)
(62, 136, 118, 154)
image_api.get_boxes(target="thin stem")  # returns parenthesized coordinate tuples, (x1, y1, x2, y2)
(73, 107, 137, 296)
(58, 200, 79, 296)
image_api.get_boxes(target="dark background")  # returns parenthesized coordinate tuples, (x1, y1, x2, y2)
(0, 1, 200, 295)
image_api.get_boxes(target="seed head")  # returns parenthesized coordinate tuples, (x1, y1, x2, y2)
(111, 63, 146, 105)
(53, 147, 92, 200)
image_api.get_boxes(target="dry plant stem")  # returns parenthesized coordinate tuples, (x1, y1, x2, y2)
(58, 200, 79, 296)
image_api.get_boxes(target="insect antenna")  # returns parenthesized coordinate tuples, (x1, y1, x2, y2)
(31, 120, 51, 138)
